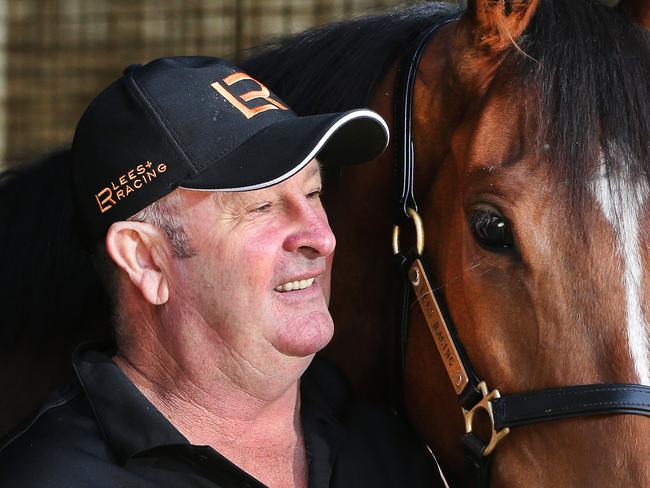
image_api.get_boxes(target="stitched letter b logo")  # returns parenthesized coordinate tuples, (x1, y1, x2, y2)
(211, 73, 288, 119)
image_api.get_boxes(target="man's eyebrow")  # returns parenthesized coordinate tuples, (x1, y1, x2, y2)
(305, 160, 322, 181)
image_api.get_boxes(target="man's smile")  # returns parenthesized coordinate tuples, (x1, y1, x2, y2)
(274, 277, 316, 292)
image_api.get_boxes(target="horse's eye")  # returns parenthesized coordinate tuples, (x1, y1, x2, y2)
(469, 208, 514, 250)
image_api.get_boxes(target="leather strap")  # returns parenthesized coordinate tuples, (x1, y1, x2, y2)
(392, 251, 411, 415)
(392, 16, 492, 487)
(391, 18, 459, 411)
(463, 436, 492, 488)
(406, 257, 482, 408)
(494, 384, 650, 430)
(393, 18, 458, 221)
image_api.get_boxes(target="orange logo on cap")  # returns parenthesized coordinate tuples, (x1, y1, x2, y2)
(94, 161, 168, 213)
(211, 73, 288, 119)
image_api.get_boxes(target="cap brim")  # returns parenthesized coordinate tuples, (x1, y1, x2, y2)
(179, 109, 389, 191)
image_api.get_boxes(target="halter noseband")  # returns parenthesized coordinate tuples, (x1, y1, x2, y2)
(392, 19, 650, 487)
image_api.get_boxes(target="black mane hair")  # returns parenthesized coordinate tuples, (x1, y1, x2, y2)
(243, 0, 650, 213)
(0, 150, 110, 352)
(242, 3, 461, 115)
(514, 0, 650, 209)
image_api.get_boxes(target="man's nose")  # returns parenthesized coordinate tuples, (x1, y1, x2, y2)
(283, 202, 336, 258)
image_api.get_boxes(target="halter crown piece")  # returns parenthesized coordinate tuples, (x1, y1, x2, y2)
(392, 18, 650, 488)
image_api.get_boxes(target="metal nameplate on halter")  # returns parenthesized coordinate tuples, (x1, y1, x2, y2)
(408, 259, 469, 395)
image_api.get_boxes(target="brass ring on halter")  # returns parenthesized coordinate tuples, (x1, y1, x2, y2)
(462, 381, 511, 456)
(392, 207, 425, 255)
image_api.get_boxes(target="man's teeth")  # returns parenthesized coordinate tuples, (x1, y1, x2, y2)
(275, 277, 315, 292)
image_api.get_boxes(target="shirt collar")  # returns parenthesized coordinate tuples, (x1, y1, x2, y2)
(72, 344, 347, 485)
(73, 346, 188, 464)
(299, 358, 347, 488)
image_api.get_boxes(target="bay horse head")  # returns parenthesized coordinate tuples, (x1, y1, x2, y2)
(400, 0, 650, 485)
(244, 0, 650, 484)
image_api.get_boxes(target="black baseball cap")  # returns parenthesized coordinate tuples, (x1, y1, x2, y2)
(72, 56, 389, 242)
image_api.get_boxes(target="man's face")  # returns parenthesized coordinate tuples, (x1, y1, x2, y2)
(168, 160, 335, 369)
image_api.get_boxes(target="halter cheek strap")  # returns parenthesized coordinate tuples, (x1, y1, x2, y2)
(392, 18, 650, 488)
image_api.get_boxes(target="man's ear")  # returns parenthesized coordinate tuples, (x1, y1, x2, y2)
(105, 221, 170, 305)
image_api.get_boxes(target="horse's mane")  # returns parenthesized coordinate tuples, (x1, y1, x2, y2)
(0, 150, 110, 352)
(515, 0, 650, 210)
(241, 3, 461, 114)
(244, 0, 650, 213)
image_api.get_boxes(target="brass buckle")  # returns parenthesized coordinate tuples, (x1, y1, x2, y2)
(462, 381, 511, 456)
(392, 207, 425, 255)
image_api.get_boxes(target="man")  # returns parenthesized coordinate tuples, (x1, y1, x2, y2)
(0, 56, 442, 487)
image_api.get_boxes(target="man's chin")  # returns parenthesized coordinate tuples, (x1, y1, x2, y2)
(273, 310, 334, 357)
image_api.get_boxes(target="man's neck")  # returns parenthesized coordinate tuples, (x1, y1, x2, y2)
(113, 326, 311, 487)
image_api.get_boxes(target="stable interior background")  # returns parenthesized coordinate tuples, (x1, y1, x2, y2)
(2, 0, 463, 169)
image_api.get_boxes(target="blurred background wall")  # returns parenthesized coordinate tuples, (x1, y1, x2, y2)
(1, 0, 458, 169)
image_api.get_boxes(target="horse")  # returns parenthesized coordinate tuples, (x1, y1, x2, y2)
(3, 0, 650, 485)
(242, 0, 650, 485)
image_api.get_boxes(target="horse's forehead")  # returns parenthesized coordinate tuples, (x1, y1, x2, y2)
(449, 91, 533, 172)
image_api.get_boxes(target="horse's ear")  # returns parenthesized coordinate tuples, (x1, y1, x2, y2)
(462, 0, 539, 52)
(619, 0, 650, 29)
(452, 0, 539, 93)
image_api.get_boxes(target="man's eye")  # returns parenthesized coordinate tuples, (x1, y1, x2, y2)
(307, 189, 322, 199)
(252, 203, 271, 213)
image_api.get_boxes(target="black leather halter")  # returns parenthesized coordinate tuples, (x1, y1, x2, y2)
(392, 19, 650, 487)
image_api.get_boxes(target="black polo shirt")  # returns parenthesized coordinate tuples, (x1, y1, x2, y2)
(0, 348, 442, 487)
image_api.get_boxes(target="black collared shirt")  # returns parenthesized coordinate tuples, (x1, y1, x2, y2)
(0, 348, 442, 487)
